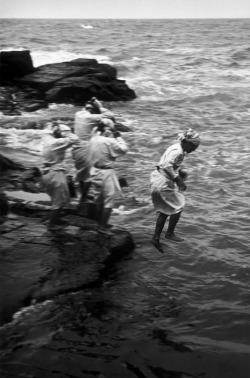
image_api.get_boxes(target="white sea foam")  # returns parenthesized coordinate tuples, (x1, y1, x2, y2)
(80, 24, 94, 29)
(112, 204, 150, 216)
(0, 47, 111, 67)
(31, 50, 111, 67)
(0, 128, 44, 153)
(148, 47, 205, 55)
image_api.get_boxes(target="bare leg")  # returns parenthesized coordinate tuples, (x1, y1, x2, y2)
(79, 181, 91, 203)
(100, 207, 112, 230)
(96, 203, 104, 223)
(165, 211, 184, 242)
(48, 208, 62, 230)
(151, 212, 168, 252)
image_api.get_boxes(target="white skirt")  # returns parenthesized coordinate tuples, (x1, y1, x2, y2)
(43, 170, 70, 210)
(150, 170, 185, 215)
(90, 168, 121, 208)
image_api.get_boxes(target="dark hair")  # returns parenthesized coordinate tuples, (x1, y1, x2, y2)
(96, 120, 107, 134)
(52, 125, 62, 138)
(85, 101, 93, 109)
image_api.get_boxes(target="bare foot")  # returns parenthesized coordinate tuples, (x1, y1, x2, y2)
(150, 238, 164, 253)
(165, 233, 184, 242)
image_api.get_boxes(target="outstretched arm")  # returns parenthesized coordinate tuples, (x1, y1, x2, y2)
(51, 134, 79, 152)
(108, 134, 128, 155)
(91, 97, 115, 118)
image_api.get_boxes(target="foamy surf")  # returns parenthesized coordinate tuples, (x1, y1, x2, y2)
(30, 50, 111, 67)
(80, 24, 94, 29)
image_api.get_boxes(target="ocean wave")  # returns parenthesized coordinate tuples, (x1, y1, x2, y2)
(30, 50, 111, 67)
(30, 37, 48, 44)
(191, 92, 234, 103)
(0, 128, 44, 153)
(80, 24, 94, 29)
(149, 46, 205, 55)
(232, 47, 250, 61)
(0, 47, 112, 67)
(96, 48, 109, 53)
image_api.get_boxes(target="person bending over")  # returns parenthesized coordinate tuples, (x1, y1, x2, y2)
(74, 97, 115, 141)
(42, 124, 79, 230)
(150, 128, 201, 252)
(86, 119, 128, 234)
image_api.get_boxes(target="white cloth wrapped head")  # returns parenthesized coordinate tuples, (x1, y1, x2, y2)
(59, 124, 71, 132)
(101, 118, 115, 130)
(178, 128, 201, 146)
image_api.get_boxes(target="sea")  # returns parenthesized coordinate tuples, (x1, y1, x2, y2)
(1, 18, 250, 377)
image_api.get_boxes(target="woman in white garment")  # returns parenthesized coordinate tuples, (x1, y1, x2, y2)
(73, 97, 115, 208)
(86, 119, 128, 234)
(42, 124, 79, 230)
(150, 128, 201, 252)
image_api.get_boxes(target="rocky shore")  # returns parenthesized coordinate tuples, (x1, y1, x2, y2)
(0, 153, 135, 327)
(0, 50, 136, 327)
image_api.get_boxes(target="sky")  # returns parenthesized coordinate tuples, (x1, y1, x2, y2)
(1, 0, 250, 19)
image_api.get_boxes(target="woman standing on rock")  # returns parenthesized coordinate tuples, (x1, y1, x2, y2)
(150, 128, 201, 252)
(42, 123, 79, 231)
(86, 119, 128, 234)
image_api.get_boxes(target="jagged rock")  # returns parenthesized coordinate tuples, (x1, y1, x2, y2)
(0, 86, 21, 115)
(12, 85, 48, 112)
(19, 58, 136, 103)
(19, 101, 48, 112)
(0, 51, 136, 114)
(45, 76, 135, 103)
(0, 154, 43, 194)
(0, 213, 134, 325)
(0, 155, 135, 326)
(0, 84, 47, 114)
(0, 50, 35, 84)
(19, 58, 99, 91)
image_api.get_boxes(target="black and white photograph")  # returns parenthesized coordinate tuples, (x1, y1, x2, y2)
(1, 1, 250, 377)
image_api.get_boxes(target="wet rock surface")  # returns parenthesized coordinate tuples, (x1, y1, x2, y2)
(1, 207, 249, 377)
(1, 262, 248, 378)
(0, 153, 135, 327)
(0, 213, 134, 326)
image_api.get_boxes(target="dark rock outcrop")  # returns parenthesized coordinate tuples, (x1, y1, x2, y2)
(0, 214, 134, 325)
(0, 51, 136, 115)
(0, 50, 35, 84)
(0, 153, 25, 172)
(0, 154, 135, 326)
(19, 58, 136, 103)
(18, 59, 116, 92)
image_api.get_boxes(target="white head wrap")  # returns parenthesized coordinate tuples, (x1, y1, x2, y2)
(59, 124, 71, 132)
(178, 128, 200, 146)
(101, 118, 115, 130)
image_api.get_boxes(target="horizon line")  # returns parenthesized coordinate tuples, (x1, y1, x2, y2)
(0, 17, 250, 20)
